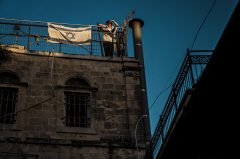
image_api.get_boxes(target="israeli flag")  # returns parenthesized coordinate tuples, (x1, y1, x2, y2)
(47, 23, 91, 45)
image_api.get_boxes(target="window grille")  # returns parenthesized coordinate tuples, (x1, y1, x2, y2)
(64, 92, 90, 128)
(0, 87, 18, 124)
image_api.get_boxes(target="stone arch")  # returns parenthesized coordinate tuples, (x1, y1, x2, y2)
(0, 69, 27, 83)
(58, 71, 97, 87)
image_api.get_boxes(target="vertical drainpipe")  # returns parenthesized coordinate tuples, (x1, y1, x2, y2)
(129, 19, 151, 149)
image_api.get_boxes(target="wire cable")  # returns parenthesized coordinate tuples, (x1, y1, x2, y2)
(0, 96, 54, 120)
(148, 51, 186, 111)
(190, 0, 217, 50)
(51, 48, 55, 97)
(135, 114, 147, 159)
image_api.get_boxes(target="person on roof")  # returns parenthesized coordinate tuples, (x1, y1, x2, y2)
(97, 20, 119, 57)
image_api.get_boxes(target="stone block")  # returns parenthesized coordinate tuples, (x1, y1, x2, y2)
(43, 118, 48, 126)
(127, 101, 142, 108)
(90, 71, 101, 77)
(44, 125, 55, 132)
(117, 96, 126, 101)
(103, 72, 111, 77)
(32, 78, 43, 85)
(23, 61, 34, 67)
(126, 84, 140, 90)
(29, 118, 42, 125)
(110, 90, 123, 95)
(127, 95, 141, 101)
(40, 132, 52, 138)
(111, 122, 121, 129)
(31, 84, 42, 90)
(32, 90, 43, 96)
(102, 84, 113, 90)
(126, 90, 134, 95)
(105, 109, 113, 115)
(102, 95, 113, 101)
(21, 144, 38, 153)
(124, 62, 138, 67)
(58, 69, 65, 73)
(125, 77, 140, 84)
(114, 85, 125, 90)
(26, 96, 37, 104)
(108, 102, 119, 108)
(129, 115, 141, 122)
(58, 153, 77, 159)
(96, 108, 105, 114)
(113, 136, 123, 142)
(98, 90, 110, 95)
(44, 90, 53, 96)
(104, 122, 112, 129)
(108, 130, 118, 135)
(42, 85, 52, 90)
(19, 65, 30, 71)
(113, 109, 126, 115)
(100, 135, 113, 141)
(98, 114, 106, 121)
(49, 119, 56, 126)
(112, 62, 123, 68)
(96, 77, 105, 83)
(36, 72, 49, 78)
(23, 125, 35, 131)
(26, 132, 40, 138)
(36, 125, 43, 131)
(42, 104, 54, 111)
(105, 77, 113, 84)
(96, 95, 102, 100)
(38, 110, 50, 118)
(25, 109, 37, 117)
(38, 152, 58, 159)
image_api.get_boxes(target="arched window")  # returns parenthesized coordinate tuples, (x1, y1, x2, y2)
(64, 79, 90, 128)
(65, 78, 89, 87)
(0, 72, 19, 124)
(0, 72, 19, 83)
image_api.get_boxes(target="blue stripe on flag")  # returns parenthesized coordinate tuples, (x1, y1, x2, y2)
(49, 24, 91, 32)
(48, 37, 91, 45)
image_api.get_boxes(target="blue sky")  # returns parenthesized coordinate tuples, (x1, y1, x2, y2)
(0, 0, 238, 134)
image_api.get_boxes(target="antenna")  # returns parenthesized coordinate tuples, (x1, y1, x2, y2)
(120, 9, 136, 56)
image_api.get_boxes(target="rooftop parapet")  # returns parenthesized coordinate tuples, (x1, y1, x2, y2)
(0, 18, 128, 57)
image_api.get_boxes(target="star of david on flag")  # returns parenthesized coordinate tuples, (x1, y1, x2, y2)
(47, 23, 91, 45)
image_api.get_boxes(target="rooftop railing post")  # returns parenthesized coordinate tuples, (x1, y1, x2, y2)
(187, 49, 195, 86)
(60, 42, 62, 53)
(129, 18, 151, 151)
(28, 25, 30, 49)
(91, 29, 93, 55)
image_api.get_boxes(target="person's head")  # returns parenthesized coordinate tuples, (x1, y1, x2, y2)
(106, 20, 112, 27)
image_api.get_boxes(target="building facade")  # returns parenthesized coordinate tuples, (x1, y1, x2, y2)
(0, 45, 147, 159)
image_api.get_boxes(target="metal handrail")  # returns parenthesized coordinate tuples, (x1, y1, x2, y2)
(144, 50, 213, 159)
(0, 18, 127, 56)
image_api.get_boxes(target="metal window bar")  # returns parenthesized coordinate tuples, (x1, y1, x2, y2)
(0, 88, 18, 124)
(144, 50, 213, 159)
(0, 18, 127, 57)
(64, 92, 90, 128)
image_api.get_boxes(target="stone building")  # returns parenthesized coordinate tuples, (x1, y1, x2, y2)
(0, 43, 148, 158)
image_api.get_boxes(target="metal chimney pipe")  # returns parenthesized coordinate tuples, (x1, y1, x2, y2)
(129, 19, 151, 148)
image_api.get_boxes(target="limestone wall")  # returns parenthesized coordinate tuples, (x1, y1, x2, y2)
(0, 46, 146, 159)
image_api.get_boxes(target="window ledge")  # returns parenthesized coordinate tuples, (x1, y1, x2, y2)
(0, 124, 22, 131)
(56, 126, 97, 135)
(57, 85, 98, 92)
(0, 81, 28, 87)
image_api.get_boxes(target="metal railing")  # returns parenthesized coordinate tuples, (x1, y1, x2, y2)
(0, 18, 127, 57)
(144, 49, 213, 159)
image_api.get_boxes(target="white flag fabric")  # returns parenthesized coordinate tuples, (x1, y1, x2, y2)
(47, 23, 91, 45)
